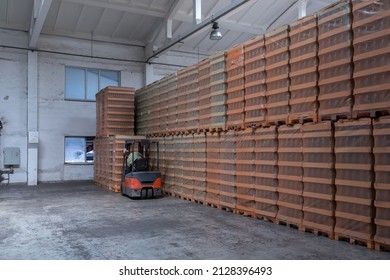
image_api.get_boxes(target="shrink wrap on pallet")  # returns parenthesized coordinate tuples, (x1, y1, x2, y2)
(318, 1, 353, 120)
(302, 122, 335, 236)
(334, 118, 374, 247)
(244, 36, 267, 127)
(352, 0, 390, 118)
(206, 132, 221, 206)
(236, 129, 255, 215)
(373, 116, 390, 249)
(277, 125, 303, 227)
(254, 126, 278, 220)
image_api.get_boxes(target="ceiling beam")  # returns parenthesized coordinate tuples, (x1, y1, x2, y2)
(62, 0, 166, 18)
(29, 0, 52, 48)
(173, 13, 264, 35)
(146, 0, 251, 62)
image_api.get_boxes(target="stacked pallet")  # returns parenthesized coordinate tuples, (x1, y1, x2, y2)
(209, 51, 227, 131)
(135, 85, 151, 136)
(265, 25, 290, 125)
(226, 44, 245, 129)
(277, 124, 303, 228)
(253, 126, 278, 220)
(334, 118, 374, 248)
(206, 132, 220, 206)
(235, 128, 255, 216)
(219, 130, 236, 211)
(149, 81, 161, 135)
(244, 36, 267, 127)
(288, 15, 318, 124)
(352, 0, 390, 118)
(302, 122, 335, 237)
(176, 68, 190, 133)
(176, 65, 199, 133)
(158, 76, 170, 134)
(94, 135, 145, 192)
(166, 74, 178, 134)
(193, 133, 207, 203)
(96, 86, 135, 136)
(318, 1, 353, 120)
(95, 86, 136, 192)
(163, 135, 177, 195)
(181, 134, 195, 200)
(198, 58, 211, 131)
(373, 116, 390, 250)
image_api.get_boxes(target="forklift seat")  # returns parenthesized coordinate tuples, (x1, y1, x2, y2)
(133, 157, 148, 172)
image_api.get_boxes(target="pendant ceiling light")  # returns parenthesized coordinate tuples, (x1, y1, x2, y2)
(209, 22, 222, 40)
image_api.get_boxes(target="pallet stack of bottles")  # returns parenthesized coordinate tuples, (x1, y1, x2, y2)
(318, 1, 353, 120)
(226, 44, 245, 129)
(94, 86, 136, 192)
(288, 15, 318, 124)
(265, 25, 290, 125)
(129, 0, 390, 251)
(244, 36, 267, 127)
(352, 0, 390, 118)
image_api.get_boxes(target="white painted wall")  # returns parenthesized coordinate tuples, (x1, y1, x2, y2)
(0, 28, 200, 184)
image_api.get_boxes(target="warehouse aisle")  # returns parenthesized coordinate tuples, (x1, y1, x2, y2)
(0, 182, 389, 260)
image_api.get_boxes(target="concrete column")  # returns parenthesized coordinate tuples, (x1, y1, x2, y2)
(27, 50, 39, 186)
(145, 63, 154, 86)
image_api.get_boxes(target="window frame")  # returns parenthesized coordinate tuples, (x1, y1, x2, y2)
(65, 66, 120, 101)
(64, 136, 95, 165)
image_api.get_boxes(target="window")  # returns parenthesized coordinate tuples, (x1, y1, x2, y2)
(65, 137, 94, 164)
(65, 67, 120, 101)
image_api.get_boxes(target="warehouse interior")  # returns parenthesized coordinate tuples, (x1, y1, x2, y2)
(0, 0, 390, 259)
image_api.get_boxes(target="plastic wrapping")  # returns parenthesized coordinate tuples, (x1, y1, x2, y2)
(318, 1, 353, 120)
(198, 58, 211, 130)
(254, 126, 278, 219)
(373, 117, 390, 248)
(167, 75, 177, 133)
(244, 36, 267, 126)
(352, 0, 390, 118)
(158, 74, 175, 133)
(149, 81, 161, 135)
(302, 122, 335, 235)
(209, 51, 227, 131)
(236, 129, 255, 214)
(288, 15, 318, 123)
(226, 44, 245, 128)
(179, 134, 194, 200)
(176, 65, 199, 132)
(265, 25, 290, 124)
(193, 133, 207, 202)
(97, 86, 135, 137)
(219, 130, 236, 210)
(277, 124, 303, 226)
(206, 132, 220, 206)
(334, 118, 374, 247)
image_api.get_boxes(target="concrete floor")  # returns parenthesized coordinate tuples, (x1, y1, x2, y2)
(0, 181, 389, 260)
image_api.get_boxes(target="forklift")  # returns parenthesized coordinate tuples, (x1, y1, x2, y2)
(120, 139, 162, 199)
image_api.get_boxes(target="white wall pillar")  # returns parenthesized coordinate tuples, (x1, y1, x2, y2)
(145, 63, 154, 85)
(27, 50, 39, 186)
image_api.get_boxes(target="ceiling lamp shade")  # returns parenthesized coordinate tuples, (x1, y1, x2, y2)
(209, 22, 222, 40)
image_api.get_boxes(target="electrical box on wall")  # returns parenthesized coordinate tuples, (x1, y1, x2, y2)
(3, 147, 20, 167)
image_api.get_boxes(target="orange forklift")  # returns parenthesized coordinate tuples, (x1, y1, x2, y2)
(120, 139, 162, 199)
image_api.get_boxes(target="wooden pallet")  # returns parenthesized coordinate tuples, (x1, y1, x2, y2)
(300, 226, 335, 239)
(353, 109, 390, 119)
(335, 234, 375, 249)
(287, 114, 318, 125)
(274, 219, 303, 231)
(375, 242, 390, 252)
(319, 113, 351, 122)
